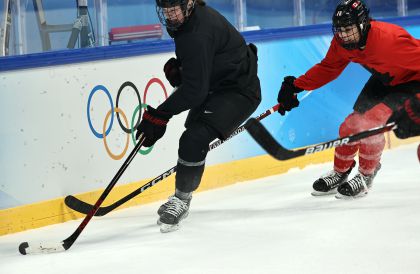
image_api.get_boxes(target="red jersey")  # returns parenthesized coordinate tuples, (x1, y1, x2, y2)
(294, 21, 420, 90)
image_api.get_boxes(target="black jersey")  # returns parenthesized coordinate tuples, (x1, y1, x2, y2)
(157, 3, 256, 115)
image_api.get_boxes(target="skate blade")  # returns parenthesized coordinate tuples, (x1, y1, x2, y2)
(156, 211, 189, 226)
(311, 189, 337, 196)
(335, 191, 368, 200)
(160, 223, 180, 233)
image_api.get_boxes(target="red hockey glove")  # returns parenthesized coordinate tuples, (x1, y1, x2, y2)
(163, 57, 182, 88)
(136, 106, 173, 147)
(388, 94, 420, 139)
(277, 76, 304, 115)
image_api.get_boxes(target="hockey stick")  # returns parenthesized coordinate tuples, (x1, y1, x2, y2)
(64, 104, 280, 216)
(245, 118, 397, 160)
(18, 135, 147, 255)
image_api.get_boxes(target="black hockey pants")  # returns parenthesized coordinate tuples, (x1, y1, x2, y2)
(175, 44, 261, 193)
(176, 91, 260, 193)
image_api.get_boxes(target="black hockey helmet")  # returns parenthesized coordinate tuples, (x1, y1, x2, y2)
(156, 0, 196, 31)
(332, 0, 371, 50)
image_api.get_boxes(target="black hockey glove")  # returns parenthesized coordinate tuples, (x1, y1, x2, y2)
(164, 57, 182, 88)
(277, 76, 304, 115)
(388, 95, 420, 139)
(136, 105, 173, 147)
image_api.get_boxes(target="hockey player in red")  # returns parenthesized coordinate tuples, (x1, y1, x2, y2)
(276, 0, 420, 198)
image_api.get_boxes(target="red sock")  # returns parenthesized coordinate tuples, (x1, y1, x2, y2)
(358, 133, 385, 175)
(334, 112, 362, 173)
(356, 104, 391, 175)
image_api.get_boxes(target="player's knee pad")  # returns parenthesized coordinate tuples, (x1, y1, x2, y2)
(178, 123, 218, 163)
(339, 112, 364, 137)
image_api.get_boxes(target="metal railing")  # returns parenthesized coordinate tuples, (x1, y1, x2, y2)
(0, 0, 11, 56)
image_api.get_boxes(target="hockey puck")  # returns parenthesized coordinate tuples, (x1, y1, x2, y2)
(18, 242, 28, 255)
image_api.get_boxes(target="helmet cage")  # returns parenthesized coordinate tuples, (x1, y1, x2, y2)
(332, 0, 370, 50)
(156, 0, 196, 31)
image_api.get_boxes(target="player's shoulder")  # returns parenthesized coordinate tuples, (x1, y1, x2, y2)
(370, 20, 409, 38)
(174, 7, 213, 43)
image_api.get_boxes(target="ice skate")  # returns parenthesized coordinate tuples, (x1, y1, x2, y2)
(336, 164, 381, 199)
(157, 196, 191, 233)
(311, 162, 355, 196)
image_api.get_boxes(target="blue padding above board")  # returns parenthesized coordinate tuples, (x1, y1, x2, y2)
(0, 15, 419, 72)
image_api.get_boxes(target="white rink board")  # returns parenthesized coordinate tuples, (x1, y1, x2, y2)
(0, 53, 191, 208)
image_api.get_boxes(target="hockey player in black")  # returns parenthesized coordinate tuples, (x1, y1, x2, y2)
(135, 0, 261, 232)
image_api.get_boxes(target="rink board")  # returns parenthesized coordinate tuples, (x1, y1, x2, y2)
(1, 18, 419, 236)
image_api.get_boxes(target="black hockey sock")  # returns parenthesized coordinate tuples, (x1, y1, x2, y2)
(175, 189, 192, 200)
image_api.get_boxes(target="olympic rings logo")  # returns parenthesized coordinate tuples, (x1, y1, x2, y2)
(87, 78, 168, 160)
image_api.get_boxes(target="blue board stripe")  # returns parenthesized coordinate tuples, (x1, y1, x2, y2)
(1, 15, 419, 72)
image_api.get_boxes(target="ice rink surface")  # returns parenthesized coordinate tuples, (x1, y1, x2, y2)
(1, 143, 419, 274)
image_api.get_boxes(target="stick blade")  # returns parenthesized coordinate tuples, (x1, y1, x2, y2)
(65, 195, 105, 216)
(19, 241, 66, 255)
